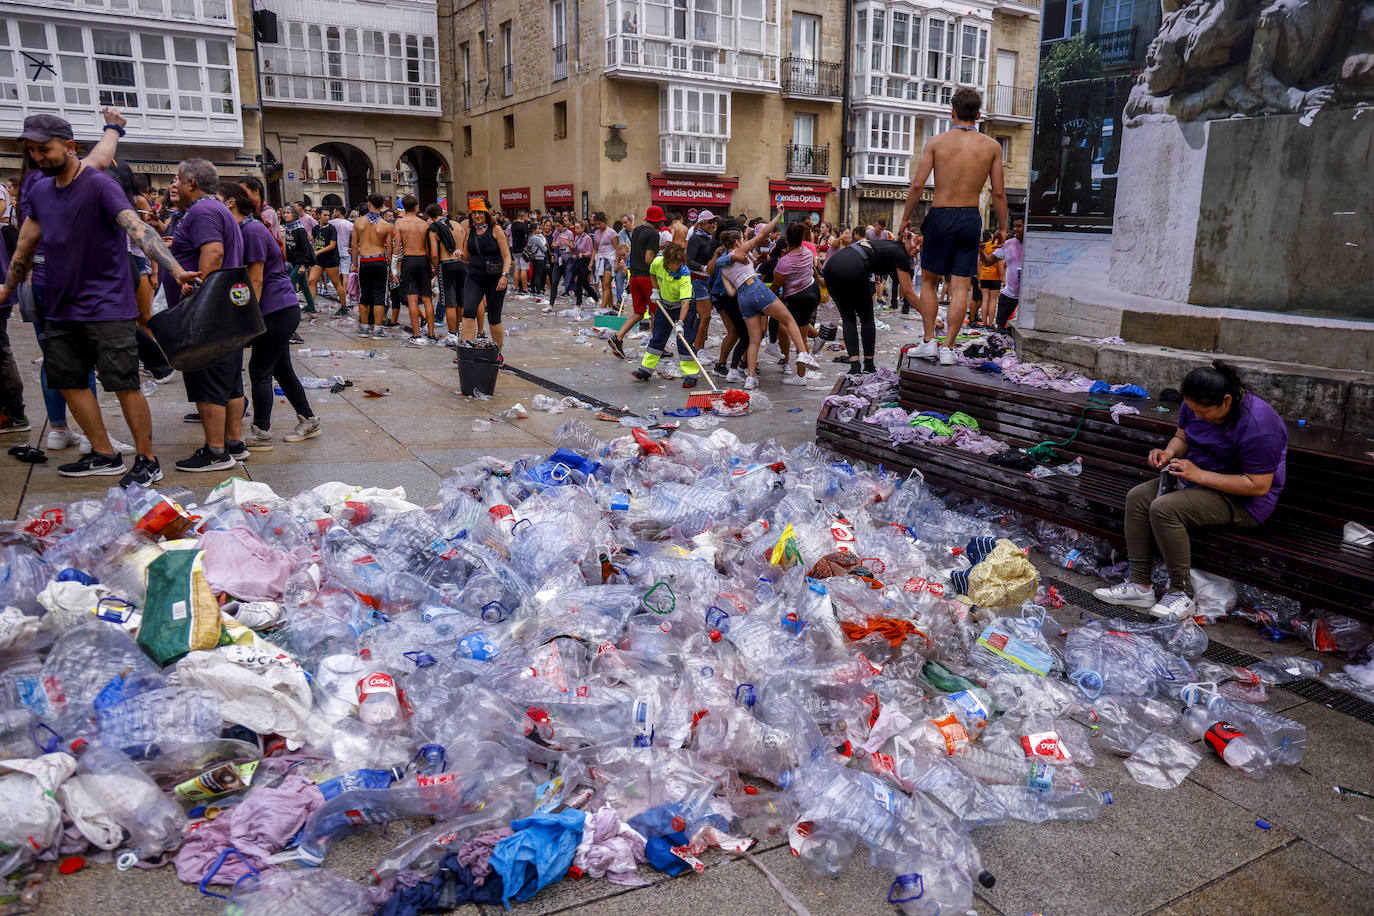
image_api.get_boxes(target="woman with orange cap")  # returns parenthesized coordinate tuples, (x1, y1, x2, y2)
(455, 197, 512, 351)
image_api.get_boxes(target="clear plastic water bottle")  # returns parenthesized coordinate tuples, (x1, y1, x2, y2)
(356, 655, 403, 727)
(96, 687, 222, 753)
(1182, 685, 1307, 765)
(70, 738, 188, 859)
(1181, 707, 1271, 774)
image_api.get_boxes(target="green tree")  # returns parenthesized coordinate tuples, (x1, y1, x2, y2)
(1038, 34, 1105, 95)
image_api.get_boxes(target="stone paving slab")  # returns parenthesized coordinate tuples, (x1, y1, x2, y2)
(1149, 839, 1374, 916)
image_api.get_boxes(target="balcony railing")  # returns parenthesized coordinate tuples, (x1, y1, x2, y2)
(553, 44, 568, 82)
(780, 57, 842, 99)
(1094, 27, 1137, 68)
(987, 83, 1034, 119)
(785, 142, 829, 178)
(501, 64, 513, 97)
(607, 36, 778, 87)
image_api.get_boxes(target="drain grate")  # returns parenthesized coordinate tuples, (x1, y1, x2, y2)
(1044, 576, 1374, 727)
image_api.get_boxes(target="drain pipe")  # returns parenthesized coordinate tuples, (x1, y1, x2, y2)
(839, 0, 853, 227)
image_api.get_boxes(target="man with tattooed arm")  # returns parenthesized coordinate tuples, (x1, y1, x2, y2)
(0, 114, 200, 488)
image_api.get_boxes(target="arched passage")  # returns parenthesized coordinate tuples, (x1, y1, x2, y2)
(308, 142, 374, 211)
(397, 145, 449, 208)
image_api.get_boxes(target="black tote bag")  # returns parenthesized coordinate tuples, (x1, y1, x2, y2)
(148, 266, 265, 372)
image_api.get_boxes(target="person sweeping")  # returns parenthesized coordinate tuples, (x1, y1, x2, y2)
(633, 242, 700, 388)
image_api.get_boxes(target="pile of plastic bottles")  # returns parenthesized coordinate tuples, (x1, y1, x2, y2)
(0, 419, 1337, 915)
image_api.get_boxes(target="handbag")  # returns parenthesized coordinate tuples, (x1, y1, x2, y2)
(148, 266, 265, 372)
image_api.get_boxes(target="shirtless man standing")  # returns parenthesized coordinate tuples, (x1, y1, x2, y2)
(351, 193, 394, 339)
(899, 86, 1007, 366)
(394, 195, 436, 345)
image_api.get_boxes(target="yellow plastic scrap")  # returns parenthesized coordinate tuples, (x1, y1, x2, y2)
(962, 539, 1039, 609)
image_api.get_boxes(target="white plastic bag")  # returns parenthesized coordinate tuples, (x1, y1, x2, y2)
(0, 606, 49, 650)
(173, 644, 313, 744)
(57, 774, 125, 849)
(0, 753, 76, 857)
(1189, 570, 1238, 621)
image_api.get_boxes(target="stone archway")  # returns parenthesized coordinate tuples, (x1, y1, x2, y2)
(308, 142, 374, 211)
(396, 145, 450, 208)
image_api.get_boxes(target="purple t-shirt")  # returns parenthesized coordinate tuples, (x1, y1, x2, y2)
(166, 195, 243, 308)
(25, 167, 135, 322)
(240, 217, 296, 316)
(1179, 394, 1287, 523)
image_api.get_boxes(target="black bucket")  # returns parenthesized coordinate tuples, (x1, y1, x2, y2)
(817, 322, 838, 342)
(456, 345, 501, 396)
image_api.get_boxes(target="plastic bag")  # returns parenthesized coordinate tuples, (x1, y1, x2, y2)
(1123, 733, 1201, 789)
(1189, 570, 1238, 621)
(0, 754, 76, 859)
(173, 644, 313, 744)
(199, 526, 294, 601)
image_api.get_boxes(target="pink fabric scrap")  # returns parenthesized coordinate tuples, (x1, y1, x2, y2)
(455, 826, 514, 886)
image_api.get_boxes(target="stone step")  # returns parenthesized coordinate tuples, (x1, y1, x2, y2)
(1011, 327, 1374, 437)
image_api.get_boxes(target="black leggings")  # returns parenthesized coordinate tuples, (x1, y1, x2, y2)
(714, 295, 749, 368)
(823, 259, 876, 359)
(530, 258, 548, 295)
(463, 271, 506, 325)
(248, 306, 312, 431)
(783, 283, 821, 329)
(996, 293, 1018, 329)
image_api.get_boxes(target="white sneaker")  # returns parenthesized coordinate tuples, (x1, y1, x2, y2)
(725, 369, 746, 383)
(357, 326, 371, 338)
(910, 339, 938, 360)
(782, 372, 807, 386)
(744, 375, 759, 390)
(795, 352, 821, 370)
(45, 428, 80, 451)
(443, 333, 458, 348)
(109, 435, 136, 455)
(407, 336, 428, 347)
(1092, 581, 1156, 609)
(372, 327, 389, 340)
(763, 342, 783, 360)
(1149, 592, 1197, 620)
(937, 347, 957, 366)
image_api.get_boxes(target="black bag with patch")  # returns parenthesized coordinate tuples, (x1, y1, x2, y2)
(148, 266, 265, 372)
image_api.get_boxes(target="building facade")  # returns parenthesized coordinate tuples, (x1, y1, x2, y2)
(0, 0, 261, 187)
(441, 0, 845, 223)
(845, 0, 1039, 230)
(258, 0, 454, 210)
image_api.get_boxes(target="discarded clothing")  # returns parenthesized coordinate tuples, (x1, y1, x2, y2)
(488, 809, 587, 906)
(1089, 380, 1149, 398)
(572, 803, 648, 886)
(455, 825, 513, 885)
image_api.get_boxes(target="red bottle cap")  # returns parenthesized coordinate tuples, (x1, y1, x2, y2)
(744, 785, 758, 795)
(709, 629, 722, 642)
(671, 816, 686, 832)
(58, 856, 85, 875)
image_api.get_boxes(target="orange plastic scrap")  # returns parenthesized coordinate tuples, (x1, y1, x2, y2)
(840, 618, 930, 649)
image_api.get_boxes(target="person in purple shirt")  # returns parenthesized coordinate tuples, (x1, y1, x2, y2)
(220, 182, 320, 452)
(1095, 361, 1288, 621)
(166, 158, 249, 474)
(0, 113, 198, 488)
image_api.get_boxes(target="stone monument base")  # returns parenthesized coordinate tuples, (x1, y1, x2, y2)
(1110, 112, 1374, 318)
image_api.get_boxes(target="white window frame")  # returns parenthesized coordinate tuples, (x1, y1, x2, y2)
(791, 11, 818, 60)
(260, 19, 440, 114)
(1100, 0, 1133, 33)
(958, 23, 988, 88)
(552, 0, 569, 81)
(659, 83, 730, 172)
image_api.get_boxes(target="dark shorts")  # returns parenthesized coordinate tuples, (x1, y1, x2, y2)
(919, 207, 982, 278)
(979, 279, 1003, 291)
(43, 319, 141, 392)
(357, 257, 388, 307)
(783, 283, 821, 328)
(314, 252, 341, 270)
(400, 255, 432, 298)
(184, 348, 245, 406)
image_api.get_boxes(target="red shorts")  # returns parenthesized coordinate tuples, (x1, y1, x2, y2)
(628, 276, 658, 316)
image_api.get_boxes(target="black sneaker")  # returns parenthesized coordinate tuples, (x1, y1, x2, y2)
(289, 333, 304, 344)
(0, 415, 31, 434)
(607, 336, 626, 360)
(175, 446, 236, 472)
(712, 363, 728, 377)
(225, 440, 249, 462)
(632, 367, 652, 381)
(682, 375, 699, 389)
(119, 455, 163, 488)
(334, 306, 350, 317)
(863, 361, 877, 374)
(58, 452, 124, 477)
(183, 411, 201, 423)
(847, 363, 864, 376)
(832, 355, 851, 364)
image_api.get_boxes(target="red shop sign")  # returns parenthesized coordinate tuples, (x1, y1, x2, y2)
(648, 174, 739, 208)
(768, 179, 834, 211)
(544, 183, 574, 206)
(467, 190, 490, 205)
(499, 187, 531, 209)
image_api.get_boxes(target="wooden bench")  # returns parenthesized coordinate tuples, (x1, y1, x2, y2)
(816, 361, 1374, 625)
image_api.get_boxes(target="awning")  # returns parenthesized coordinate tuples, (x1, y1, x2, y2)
(768, 179, 835, 211)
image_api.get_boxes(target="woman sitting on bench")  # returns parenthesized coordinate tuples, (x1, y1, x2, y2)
(1095, 361, 1288, 620)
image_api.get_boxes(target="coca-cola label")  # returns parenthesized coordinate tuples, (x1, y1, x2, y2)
(830, 516, 855, 554)
(870, 752, 895, 775)
(902, 577, 945, 597)
(417, 772, 456, 789)
(489, 504, 514, 521)
(1021, 731, 1067, 760)
(985, 632, 1009, 652)
(357, 672, 397, 702)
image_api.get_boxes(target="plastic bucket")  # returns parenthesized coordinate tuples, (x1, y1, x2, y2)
(457, 346, 501, 396)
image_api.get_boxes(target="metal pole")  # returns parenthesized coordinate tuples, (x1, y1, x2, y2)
(250, 1, 271, 200)
(838, 0, 853, 228)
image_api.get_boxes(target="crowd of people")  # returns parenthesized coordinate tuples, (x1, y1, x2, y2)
(0, 88, 1022, 485)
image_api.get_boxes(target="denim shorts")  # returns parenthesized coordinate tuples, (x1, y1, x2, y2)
(736, 278, 776, 319)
